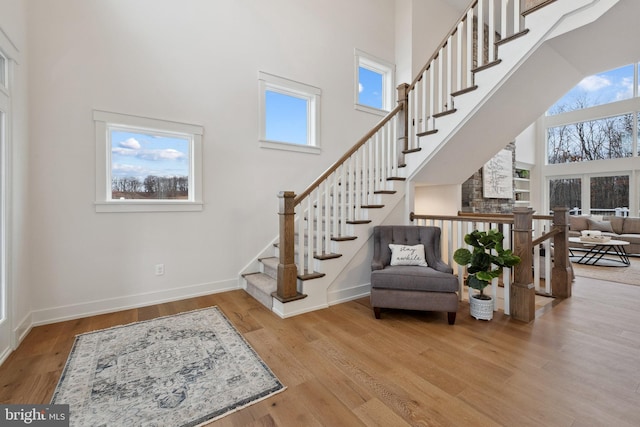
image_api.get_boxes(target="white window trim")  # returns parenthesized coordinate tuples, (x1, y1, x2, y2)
(93, 110, 203, 213)
(354, 49, 395, 116)
(258, 71, 321, 154)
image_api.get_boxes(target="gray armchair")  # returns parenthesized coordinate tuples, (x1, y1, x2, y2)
(370, 225, 459, 324)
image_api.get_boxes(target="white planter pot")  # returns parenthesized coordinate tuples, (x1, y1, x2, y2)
(469, 295, 494, 320)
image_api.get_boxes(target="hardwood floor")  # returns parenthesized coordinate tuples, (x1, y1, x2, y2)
(2, 276, 640, 426)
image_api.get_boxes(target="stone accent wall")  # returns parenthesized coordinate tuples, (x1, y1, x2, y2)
(461, 142, 516, 213)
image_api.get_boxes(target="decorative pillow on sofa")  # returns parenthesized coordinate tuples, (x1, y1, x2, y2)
(389, 244, 428, 266)
(569, 215, 590, 231)
(587, 218, 614, 233)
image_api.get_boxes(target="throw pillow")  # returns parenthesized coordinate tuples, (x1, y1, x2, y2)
(389, 244, 428, 267)
(587, 218, 614, 233)
(569, 215, 589, 231)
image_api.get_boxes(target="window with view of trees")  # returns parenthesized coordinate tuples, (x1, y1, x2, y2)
(547, 113, 633, 164)
(110, 128, 190, 200)
(94, 110, 203, 212)
(544, 62, 640, 216)
(590, 175, 629, 216)
(549, 178, 581, 212)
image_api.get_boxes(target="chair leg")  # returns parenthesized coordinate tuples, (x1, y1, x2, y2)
(373, 307, 381, 319)
(447, 311, 456, 325)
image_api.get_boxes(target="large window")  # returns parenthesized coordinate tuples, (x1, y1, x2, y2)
(543, 63, 640, 216)
(548, 64, 635, 115)
(354, 49, 395, 115)
(94, 111, 203, 212)
(547, 114, 633, 164)
(258, 72, 321, 154)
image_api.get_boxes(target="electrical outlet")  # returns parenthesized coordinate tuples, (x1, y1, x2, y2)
(155, 264, 165, 276)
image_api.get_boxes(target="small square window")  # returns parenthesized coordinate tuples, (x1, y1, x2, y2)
(355, 49, 395, 115)
(265, 90, 308, 145)
(94, 110, 203, 212)
(259, 72, 321, 154)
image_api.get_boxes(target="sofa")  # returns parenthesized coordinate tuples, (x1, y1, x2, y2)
(568, 215, 640, 254)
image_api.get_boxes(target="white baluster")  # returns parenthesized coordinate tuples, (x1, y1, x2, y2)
(503, 223, 511, 315)
(477, 0, 484, 68)
(466, 9, 474, 86)
(488, 0, 495, 63)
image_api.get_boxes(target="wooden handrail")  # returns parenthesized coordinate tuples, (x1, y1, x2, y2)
(294, 103, 404, 206)
(531, 227, 561, 246)
(411, 213, 552, 223)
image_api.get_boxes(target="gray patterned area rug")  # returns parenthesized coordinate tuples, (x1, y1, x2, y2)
(51, 307, 285, 426)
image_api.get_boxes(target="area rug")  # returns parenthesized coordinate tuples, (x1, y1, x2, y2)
(572, 255, 640, 286)
(51, 307, 285, 426)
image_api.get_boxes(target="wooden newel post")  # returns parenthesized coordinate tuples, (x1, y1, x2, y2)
(511, 207, 536, 322)
(551, 207, 572, 298)
(397, 83, 409, 156)
(274, 191, 304, 303)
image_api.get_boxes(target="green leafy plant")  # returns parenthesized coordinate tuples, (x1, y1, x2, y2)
(453, 229, 521, 300)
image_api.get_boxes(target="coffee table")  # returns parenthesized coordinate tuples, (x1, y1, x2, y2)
(568, 237, 630, 266)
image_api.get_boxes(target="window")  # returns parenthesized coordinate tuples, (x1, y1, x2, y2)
(590, 175, 629, 216)
(548, 64, 635, 115)
(549, 177, 581, 213)
(355, 49, 395, 115)
(547, 113, 633, 164)
(259, 72, 321, 154)
(94, 110, 203, 212)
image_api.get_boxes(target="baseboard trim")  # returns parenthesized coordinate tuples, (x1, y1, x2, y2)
(30, 279, 240, 326)
(328, 283, 371, 306)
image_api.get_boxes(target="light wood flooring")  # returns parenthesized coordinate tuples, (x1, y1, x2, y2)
(1, 275, 640, 426)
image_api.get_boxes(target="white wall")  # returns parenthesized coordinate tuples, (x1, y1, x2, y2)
(25, 0, 397, 323)
(414, 184, 460, 215)
(395, 0, 461, 85)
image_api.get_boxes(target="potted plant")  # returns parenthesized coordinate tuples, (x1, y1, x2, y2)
(453, 229, 521, 320)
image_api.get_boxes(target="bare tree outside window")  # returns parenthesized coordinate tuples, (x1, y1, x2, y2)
(547, 113, 633, 164)
(110, 128, 190, 200)
(549, 178, 581, 213)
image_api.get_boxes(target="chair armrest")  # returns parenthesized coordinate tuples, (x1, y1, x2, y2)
(372, 261, 385, 271)
(431, 259, 453, 274)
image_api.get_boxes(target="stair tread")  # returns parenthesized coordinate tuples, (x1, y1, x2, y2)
(402, 147, 422, 154)
(314, 252, 342, 260)
(416, 129, 438, 137)
(451, 86, 478, 97)
(472, 59, 502, 74)
(496, 29, 529, 46)
(259, 256, 279, 268)
(299, 271, 325, 280)
(432, 108, 457, 118)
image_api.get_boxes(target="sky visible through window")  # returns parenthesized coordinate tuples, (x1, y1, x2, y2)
(111, 129, 189, 180)
(548, 64, 635, 114)
(265, 91, 308, 145)
(358, 66, 384, 110)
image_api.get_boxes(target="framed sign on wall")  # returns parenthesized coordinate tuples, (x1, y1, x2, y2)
(483, 149, 513, 199)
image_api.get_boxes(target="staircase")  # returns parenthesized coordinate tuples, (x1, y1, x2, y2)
(242, 0, 630, 317)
